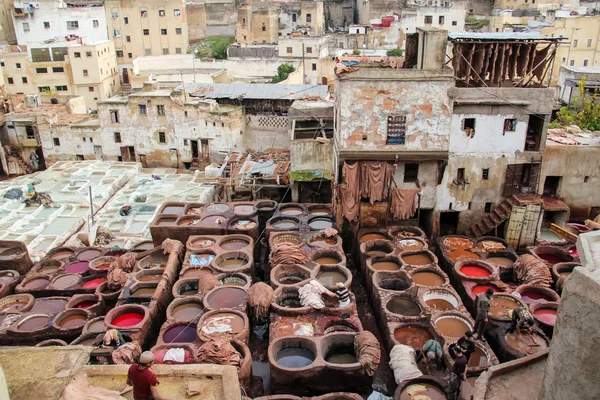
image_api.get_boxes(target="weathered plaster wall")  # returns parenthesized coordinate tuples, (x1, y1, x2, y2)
(290, 140, 334, 175)
(323, 0, 354, 28)
(245, 115, 290, 151)
(393, 160, 439, 209)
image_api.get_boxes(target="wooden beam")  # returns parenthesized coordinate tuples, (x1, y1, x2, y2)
(550, 223, 577, 243)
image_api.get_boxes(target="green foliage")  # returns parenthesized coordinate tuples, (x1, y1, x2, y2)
(272, 64, 296, 83)
(386, 48, 404, 57)
(191, 37, 234, 59)
(465, 18, 489, 29)
(553, 77, 600, 131)
(352, 49, 361, 55)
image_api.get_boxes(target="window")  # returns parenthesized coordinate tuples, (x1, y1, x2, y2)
(111, 11, 118, 18)
(116, 50, 124, 58)
(21, 77, 27, 83)
(0, 61, 3, 66)
(74, 52, 81, 58)
(287, 47, 292, 54)
(86, 51, 92, 58)
(425, 16, 433, 24)
(110, 110, 119, 123)
(176, 28, 182, 35)
(141, 10, 148, 18)
(15, 63, 21, 69)
(312, 63, 317, 71)
(82, 137, 86, 142)
(463, 118, 475, 135)
(157, 105, 165, 116)
(161, 29, 167, 35)
(159, 9, 165, 16)
(36, 68, 48, 73)
(404, 163, 419, 183)
(386, 115, 406, 144)
(67, 21, 79, 29)
(7, 77, 13, 84)
(307, 47, 313, 54)
(292, 14, 297, 22)
(83, 69, 89, 76)
(162, 48, 169, 55)
(22, 22, 29, 31)
(456, 168, 465, 183)
(562, 57, 566, 64)
(587, 39, 592, 48)
(93, 20, 99, 27)
(439, 16, 445, 24)
(261, 23, 266, 32)
(306, 14, 312, 23)
(584, 59, 589, 67)
(242, 17, 246, 25)
(158, 132, 166, 143)
(55, 85, 68, 91)
(175, 48, 182, 54)
(143, 29, 149, 35)
(113, 29, 121, 38)
(174, 9, 180, 16)
(89, 137, 93, 143)
(184, 111, 188, 118)
(38, 86, 50, 92)
(89, 87, 94, 92)
(452, 21, 457, 26)
(503, 118, 517, 133)
(482, 168, 490, 180)
(52, 67, 64, 73)
(183, 139, 189, 145)
(125, 36, 130, 43)
(573, 39, 578, 48)
(584, 176, 590, 183)
(468, 202, 472, 210)
(485, 202, 493, 213)
(145, 49, 151, 55)
(114, 132, 122, 143)
(139, 104, 147, 115)
(44, 22, 50, 29)
(128, 53, 133, 58)
(570, 60, 575, 66)
(53, 138, 60, 146)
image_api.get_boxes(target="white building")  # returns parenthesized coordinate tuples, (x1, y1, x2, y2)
(400, 4, 466, 37)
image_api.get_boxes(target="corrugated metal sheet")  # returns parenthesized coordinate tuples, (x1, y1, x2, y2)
(449, 32, 557, 41)
(176, 83, 329, 101)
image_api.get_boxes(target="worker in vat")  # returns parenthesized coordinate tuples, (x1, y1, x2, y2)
(474, 288, 494, 342)
(507, 307, 535, 338)
(415, 339, 443, 375)
(455, 331, 476, 361)
(126, 351, 173, 400)
(449, 346, 468, 400)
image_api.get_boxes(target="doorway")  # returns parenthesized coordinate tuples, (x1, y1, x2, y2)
(543, 176, 561, 197)
(94, 145, 103, 161)
(440, 211, 460, 236)
(191, 140, 199, 159)
(123, 68, 129, 84)
(35, 146, 46, 170)
(120, 146, 136, 162)
(201, 139, 209, 160)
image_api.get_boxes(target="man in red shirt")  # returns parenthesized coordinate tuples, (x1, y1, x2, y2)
(126, 351, 173, 400)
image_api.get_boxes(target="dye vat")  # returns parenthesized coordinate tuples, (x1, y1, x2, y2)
(505, 331, 548, 355)
(162, 205, 185, 214)
(314, 257, 340, 265)
(78, 338, 97, 346)
(0, 298, 29, 313)
(112, 312, 144, 328)
(205, 203, 230, 213)
(201, 215, 227, 227)
(138, 274, 163, 282)
(435, 317, 471, 338)
(316, 271, 346, 286)
(402, 253, 433, 266)
(87, 319, 106, 333)
(360, 233, 388, 242)
(22, 276, 50, 290)
(59, 314, 87, 329)
(163, 325, 196, 343)
(220, 239, 249, 251)
(77, 249, 102, 261)
(177, 218, 201, 226)
(397, 239, 424, 251)
(467, 346, 489, 367)
(534, 308, 557, 325)
(132, 287, 156, 297)
(83, 278, 106, 289)
(371, 261, 401, 271)
(52, 274, 82, 290)
(178, 283, 198, 296)
(425, 299, 456, 312)
(444, 237, 473, 249)
(325, 348, 357, 364)
(189, 254, 214, 267)
(205, 287, 247, 309)
(172, 303, 204, 320)
(308, 218, 333, 230)
(272, 219, 297, 229)
(218, 257, 248, 271)
(156, 218, 177, 226)
(519, 290, 553, 304)
(310, 237, 337, 247)
(309, 207, 330, 216)
(536, 253, 568, 265)
(489, 296, 520, 318)
(411, 272, 444, 287)
(234, 205, 255, 215)
(30, 298, 68, 314)
(365, 248, 391, 257)
(221, 276, 247, 287)
(280, 206, 303, 216)
(472, 285, 499, 295)
(275, 348, 315, 368)
(394, 326, 433, 348)
(18, 315, 50, 331)
(199, 312, 245, 335)
(94, 263, 110, 270)
(486, 257, 514, 267)
(386, 298, 421, 316)
(449, 249, 481, 262)
(65, 262, 89, 274)
(37, 262, 61, 274)
(230, 220, 256, 230)
(49, 250, 74, 260)
(398, 383, 446, 400)
(460, 265, 491, 278)
(74, 300, 96, 309)
(189, 238, 215, 248)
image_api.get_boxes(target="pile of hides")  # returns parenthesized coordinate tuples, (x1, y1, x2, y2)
(389, 344, 422, 384)
(94, 227, 114, 247)
(61, 375, 124, 400)
(162, 238, 184, 258)
(23, 192, 53, 208)
(3, 188, 22, 200)
(246, 282, 274, 323)
(478, 240, 506, 252)
(269, 244, 307, 267)
(153, 347, 195, 364)
(112, 342, 141, 365)
(354, 331, 381, 377)
(513, 254, 553, 288)
(390, 187, 421, 220)
(106, 253, 137, 290)
(196, 336, 241, 368)
(299, 280, 332, 310)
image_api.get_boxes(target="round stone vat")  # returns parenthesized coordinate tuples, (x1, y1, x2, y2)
(422, 288, 460, 312)
(476, 237, 508, 251)
(278, 204, 305, 216)
(433, 313, 473, 339)
(442, 235, 474, 250)
(321, 333, 360, 366)
(204, 286, 247, 311)
(64, 261, 90, 275)
(88, 256, 116, 274)
(200, 215, 228, 228)
(410, 269, 447, 287)
(467, 342, 492, 370)
(361, 240, 394, 258)
(272, 287, 311, 316)
(454, 260, 497, 282)
(205, 203, 231, 214)
(49, 273, 83, 290)
(515, 285, 560, 305)
(155, 215, 178, 226)
(551, 262, 580, 288)
(388, 226, 427, 239)
(401, 250, 437, 267)
(20, 275, 51, 290)
(66, 294, 104, 317)
(217, 272, 251, 289)
(81, 276, 107, 290)
(47, 247, 75, 261)
(172, 278, 199, 298)
(501, 326, 550, 358)
(308, 234, 339, 249)
(307, 216, 335, 231)
(167, 297, 204, 322)
(531, 246, 574, 266)
(255, 200, 277, 213)
(160, 202, 186, 215)
(0, 293, 34, 314)
(52, 309, 90, 334)
(32, 260, 63, 275)
(312, 249, 344, 266)
(13, 313, 51, 334)
(219, 235, 251, 251)
(485, 251, 517, 269)
(313, 264, 352, 290)
(469, 282, 502, 296)
(385, 296, 422, 318)
(307, 204, 332, 216)
(392, 323, 435, 349)
(105, 304, 148, 330)
(197, 309, 249, 344)
(180, 266, 212, 279)
(373, 270, 413, 292)
(233, 203, 257, 217)
(270, 336, 317, 370)
(270, 264, 311, 288)
(135, 268, 164, 283)
(129, 282, 158, 299)
(35, 339, 68, 347)
(30, 296, 68, 315)
(489, 293, 526, 322)
(271, 232, 304, 248)
(83, 316, 107, 334)
(186, 236, 216, 252)
(161, 322, 197, 344)
(395, 237, 428, 252)
(132, 240, 155, 251)
(395, 376, 448, 400)
(212, 251, 251, 273)
(75, 247, 103, 262)
(228, 218, 257, 231)
(183, 203, 204, 216)
(530, 301, 559, 337)
(367, 255, 402, 272)
(323, 319, 360, 335)
(269, 216, 301, 230)
(95, 281, 122, 305)
(359, 231, 390, 243)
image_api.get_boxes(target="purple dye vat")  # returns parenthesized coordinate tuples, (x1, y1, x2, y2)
(65, 262, 89, 274)
(163, 325, 197, 343)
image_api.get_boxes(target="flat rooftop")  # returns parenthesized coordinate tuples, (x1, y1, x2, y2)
(178, 83, 330, 101)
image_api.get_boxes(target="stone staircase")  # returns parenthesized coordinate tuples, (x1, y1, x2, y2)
(465, 196, 519, 237)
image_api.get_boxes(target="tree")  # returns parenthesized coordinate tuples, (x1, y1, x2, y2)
(386, 48, 403, 57)
(210, 38, 232, 60)
(551, 77, 600, 131)
(272, 64, 296, 83)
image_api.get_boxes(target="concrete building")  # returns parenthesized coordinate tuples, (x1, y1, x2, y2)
(0, 0, 16, 45)
(186, 0, 237, 42)
(557, 65, 600, 105)
(278, 36, 333, 85)
(0, 41, 120, 109)
(400, 4, 467, 37)
(278, 1, 326, 38)
(104, 0, 189, 82)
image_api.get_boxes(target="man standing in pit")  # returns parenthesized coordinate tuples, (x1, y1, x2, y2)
(508, 306, 535, 338)
(474, 288, 494, 342)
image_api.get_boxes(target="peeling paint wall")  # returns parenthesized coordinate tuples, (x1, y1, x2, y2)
(279, 2, 326, 37)
(323, 0, 354, 28)
(290, 140, 333, 175)
(393, 161, 439, 209)
(186, 0, 238, 42)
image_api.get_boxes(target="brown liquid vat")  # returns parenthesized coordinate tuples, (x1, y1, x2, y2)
(551, 262, 580, 286)
(360, 240, 394, 258)
(47, 247, 75, 261)
(204, 286, 247, 312)
(13, 313, 51, 333)
(185, 235, 217, 252)
(373, 270, 413, 292)
(388, 226, 427, 239)
(167, 297, 204, 322)
(366, 255, 403, 273)
(83, 316, 107, 334)
(422, 288, 460, 312)
(52, 309, 90, 334)
(218, 235, 250, 251)
(270, 264, 312, 289)
(269, 216, 301, 230)
(278, 204, 306, 216)
(88, 256, 117, 274)
(197, 309, 249, 344)
(400, 250, 438, 267)
(172, 278, 199, 298)
(394, 376, 448, 400)
(488, 294, 526, 321)
(272, 287, 311, 317)
(32, 260, 64, 275)
(0, 293, 35, 314)
(75, 247, 104, 262)
(312, 248, 345, 266)
(312, 264, 352, 290)
(433, 313, 473, 339)
(359, 231, 390, 243)
(410, 268, 448, 287)
(212, 251, 252, 274)
(395, 237, 428, 252)
(385, 296, 423, 319)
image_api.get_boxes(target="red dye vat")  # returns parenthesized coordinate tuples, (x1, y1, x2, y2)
(75, 300, 96, 309)
(460, 265, 491, 277)
(96, 264, 110, 270)
(66, 261, 89, 274)
(83, 278, 106, 289)
(472, 285, 498, 295)
(112, 312, 143, 327)
(536, 253, 565, 265)
(520, 290, 552, 304)
(534, 308, 557, 325)
(571, 224, 590, 232)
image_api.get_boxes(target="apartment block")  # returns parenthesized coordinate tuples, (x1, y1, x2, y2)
(0, 0, 16, 44)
